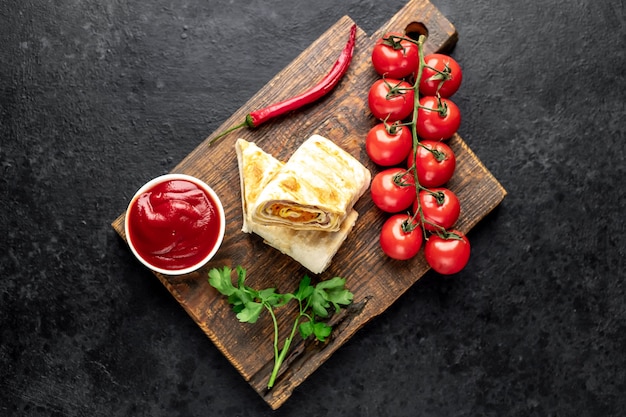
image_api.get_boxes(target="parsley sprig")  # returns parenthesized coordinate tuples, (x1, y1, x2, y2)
(208, 265, 354, 389)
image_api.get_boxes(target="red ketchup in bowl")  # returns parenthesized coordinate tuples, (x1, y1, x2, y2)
(125, 174, 225, 274)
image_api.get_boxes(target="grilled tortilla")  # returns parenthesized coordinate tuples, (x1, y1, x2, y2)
(235, 138, 360, 274)
(250, 134, 371, 232)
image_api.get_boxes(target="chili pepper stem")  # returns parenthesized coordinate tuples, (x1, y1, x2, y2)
(208, 113, 258, 145)
(208, 121, 247, 146)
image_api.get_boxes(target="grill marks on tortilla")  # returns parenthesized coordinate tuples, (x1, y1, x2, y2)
(250, 135, 371, 232)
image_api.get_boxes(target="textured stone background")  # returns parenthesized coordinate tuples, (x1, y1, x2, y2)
(1, 0, 625, 416)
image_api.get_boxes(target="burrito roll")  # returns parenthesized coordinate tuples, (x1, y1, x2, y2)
(250, 134, 371, 232)
(235, 138, 360, 274)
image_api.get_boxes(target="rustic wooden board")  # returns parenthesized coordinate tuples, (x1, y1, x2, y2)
(112, 0, 506, 409)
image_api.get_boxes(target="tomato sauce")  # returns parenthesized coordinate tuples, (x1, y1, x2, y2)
(126, 178, 222, 272)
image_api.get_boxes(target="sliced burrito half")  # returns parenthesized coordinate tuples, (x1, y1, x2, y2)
(250, 134, 371, 232)
(235, 138, 285, 233)
(235, 138, 359, 274)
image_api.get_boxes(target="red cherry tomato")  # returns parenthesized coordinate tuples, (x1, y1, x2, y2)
(416, 96, 461, 141)
(368, 78, 415, 122)
(418, 54, 463, 97)
(424, 230, 470, 274)
(371, 32, 419, 79)
(370, 168, 417, 213)
(365, 122, 413, 166)
(407, 140, 456, 187)
(380, 214, 423, 260)
(414, 188, 460, 231)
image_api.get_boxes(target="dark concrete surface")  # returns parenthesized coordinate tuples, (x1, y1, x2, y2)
(1, 0, 625, 415)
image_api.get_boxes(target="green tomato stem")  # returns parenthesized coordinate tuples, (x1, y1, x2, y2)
(409, 35, 427, 231)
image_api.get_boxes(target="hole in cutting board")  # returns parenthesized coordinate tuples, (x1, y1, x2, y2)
(405, 22, 428, 40)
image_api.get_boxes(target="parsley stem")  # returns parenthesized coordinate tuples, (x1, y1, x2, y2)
(267, 313, 302, 389)
(265, 303, 281, 382)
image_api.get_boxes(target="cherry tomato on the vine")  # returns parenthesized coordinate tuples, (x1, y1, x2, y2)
(407, 140, 456, 188)
(368, 78, 415, 122)
(370, 167, 417, 213)
(416, 96, 461, 141)
(366, 122, 413, 166)
(418, 54, 463, 98)
(414, 188, 460, 231)
(424, 230, 470, 274)
(371, 32, 419, 79)
(380, 214, 423, 260)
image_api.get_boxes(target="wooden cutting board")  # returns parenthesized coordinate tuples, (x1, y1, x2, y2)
(112, 0, 506, 409)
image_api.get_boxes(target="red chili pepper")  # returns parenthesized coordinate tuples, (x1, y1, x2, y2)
(210, 24, 357, 144)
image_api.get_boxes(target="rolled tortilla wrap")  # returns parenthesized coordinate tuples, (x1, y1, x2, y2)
(250, 134, 371, 232)
(235, 138, 360, 274)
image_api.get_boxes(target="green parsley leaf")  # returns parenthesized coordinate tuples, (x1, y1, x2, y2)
(236, 265, 246, 287)
(312, 321, 332, 342)
(208, 266, 237, 296)
(256, 288, 283, 307)
(236, 301, 264, 323)
(325, 287, 354, 313)
(309, 288, 331, 318)
(310, 277, 354, 315)
(316, 276, 348, 291)
(298, 319, 333, 342)
(293, 275, 315, 301)
(298, 320, 314, 339)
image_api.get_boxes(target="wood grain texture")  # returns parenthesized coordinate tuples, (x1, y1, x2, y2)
(111, 0, 506, 409)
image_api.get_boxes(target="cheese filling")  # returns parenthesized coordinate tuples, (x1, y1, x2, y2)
(266, 203, 325, 223)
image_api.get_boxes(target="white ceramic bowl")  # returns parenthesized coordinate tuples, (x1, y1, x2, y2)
(124, 173, 225, 275)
